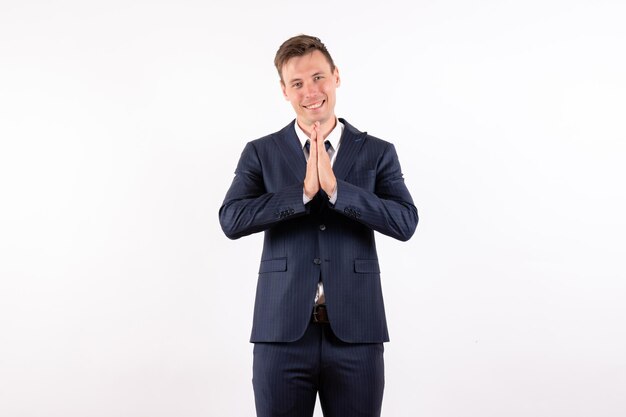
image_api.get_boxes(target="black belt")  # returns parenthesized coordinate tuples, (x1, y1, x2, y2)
(312, 305, 329, 323)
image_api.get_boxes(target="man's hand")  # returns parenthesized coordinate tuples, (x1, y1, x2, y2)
(314, 122, 337, 196)
(303, 123, 320, 199)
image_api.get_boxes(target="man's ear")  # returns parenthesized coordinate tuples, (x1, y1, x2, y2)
(280, 80, 289, 100)
(334, 67, 341, 88)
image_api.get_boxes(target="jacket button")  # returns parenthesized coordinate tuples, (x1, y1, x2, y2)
(319, 224, 326, 231)
(313, 258, 321, 265)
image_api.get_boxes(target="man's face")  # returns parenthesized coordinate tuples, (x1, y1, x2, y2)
(280, 50, 340, 128)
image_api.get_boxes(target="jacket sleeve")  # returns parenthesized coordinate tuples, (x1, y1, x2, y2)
(331, 143, 418, 241)
(219, 142, 307, 240)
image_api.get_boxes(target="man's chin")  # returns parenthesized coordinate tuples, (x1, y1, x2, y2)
(306, 114, 329, 125)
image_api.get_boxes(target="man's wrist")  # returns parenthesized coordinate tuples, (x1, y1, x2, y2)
(327, 183, 337, 204)
(303, 188, 313, 204)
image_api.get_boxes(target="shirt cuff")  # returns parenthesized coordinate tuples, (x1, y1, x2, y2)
(303, 187, 337, 204)
(328, 187, 337, 205)
(303, 189, 312, 205)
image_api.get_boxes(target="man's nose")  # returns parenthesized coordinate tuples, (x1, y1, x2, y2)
(304, 81, 319, 97)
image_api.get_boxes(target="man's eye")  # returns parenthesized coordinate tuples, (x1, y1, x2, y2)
(314, 76, 323, 81)
(292, 83, 302, 88)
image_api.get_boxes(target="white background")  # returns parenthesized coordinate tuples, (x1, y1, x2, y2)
(1, 1, 625, 416)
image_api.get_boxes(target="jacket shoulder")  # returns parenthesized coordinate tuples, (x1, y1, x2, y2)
(363, 133, 394, 150)
(340, 118, 394, 150)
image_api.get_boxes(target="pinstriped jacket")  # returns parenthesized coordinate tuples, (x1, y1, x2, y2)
(219, 118, 418, 343)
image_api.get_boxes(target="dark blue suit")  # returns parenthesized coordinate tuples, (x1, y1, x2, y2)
(219, 118, 417, 416)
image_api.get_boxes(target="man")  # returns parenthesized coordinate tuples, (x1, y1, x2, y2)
(219, 35, 418, 417)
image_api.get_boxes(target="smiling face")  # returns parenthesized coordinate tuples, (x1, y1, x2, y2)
(280, 50, 340, 131)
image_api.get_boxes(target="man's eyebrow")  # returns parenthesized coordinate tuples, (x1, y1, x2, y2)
(287, 72, 326, 84)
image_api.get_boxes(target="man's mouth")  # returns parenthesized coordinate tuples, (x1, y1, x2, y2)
(303, 100, 325, 110)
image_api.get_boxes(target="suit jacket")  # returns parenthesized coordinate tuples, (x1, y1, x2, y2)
(219, 118, 418, 343)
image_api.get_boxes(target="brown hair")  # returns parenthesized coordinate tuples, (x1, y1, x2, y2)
(274, 35, 336, 82)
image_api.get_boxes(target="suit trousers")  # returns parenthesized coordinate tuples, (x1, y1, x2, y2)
(252, 321, 385, 417)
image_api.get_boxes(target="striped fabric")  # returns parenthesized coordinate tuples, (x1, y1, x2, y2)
(253, 322, 384, 417)
(219, 118, 418, 344)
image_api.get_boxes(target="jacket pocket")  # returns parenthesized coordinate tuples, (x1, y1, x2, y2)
(259, 257, 287, 274)
(354, 259, 380, 274)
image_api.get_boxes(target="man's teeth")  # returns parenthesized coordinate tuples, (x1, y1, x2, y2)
(305, 101, 323, 109)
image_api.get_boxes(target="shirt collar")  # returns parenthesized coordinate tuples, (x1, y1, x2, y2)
(294, 118, 344, 150)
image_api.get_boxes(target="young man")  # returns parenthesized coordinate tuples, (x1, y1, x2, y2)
(219, 35, 418, 417)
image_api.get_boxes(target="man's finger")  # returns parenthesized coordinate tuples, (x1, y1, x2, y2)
(309, 122, 319, 159)
(312, 122, 326, 155)
(310, 122, 318, 143)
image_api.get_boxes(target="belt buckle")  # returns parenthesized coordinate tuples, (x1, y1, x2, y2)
(313, 305, 326, 323)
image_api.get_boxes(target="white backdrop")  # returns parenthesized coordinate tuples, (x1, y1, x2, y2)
(1, 1, 625, 416)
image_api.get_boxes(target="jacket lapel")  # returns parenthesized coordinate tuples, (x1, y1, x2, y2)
(273, 120, 306, 182)
(333, 118, 367, 181)
(272, 118, 367, 183)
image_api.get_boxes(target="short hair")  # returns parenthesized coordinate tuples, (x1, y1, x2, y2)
(274, 35, 336, 82)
